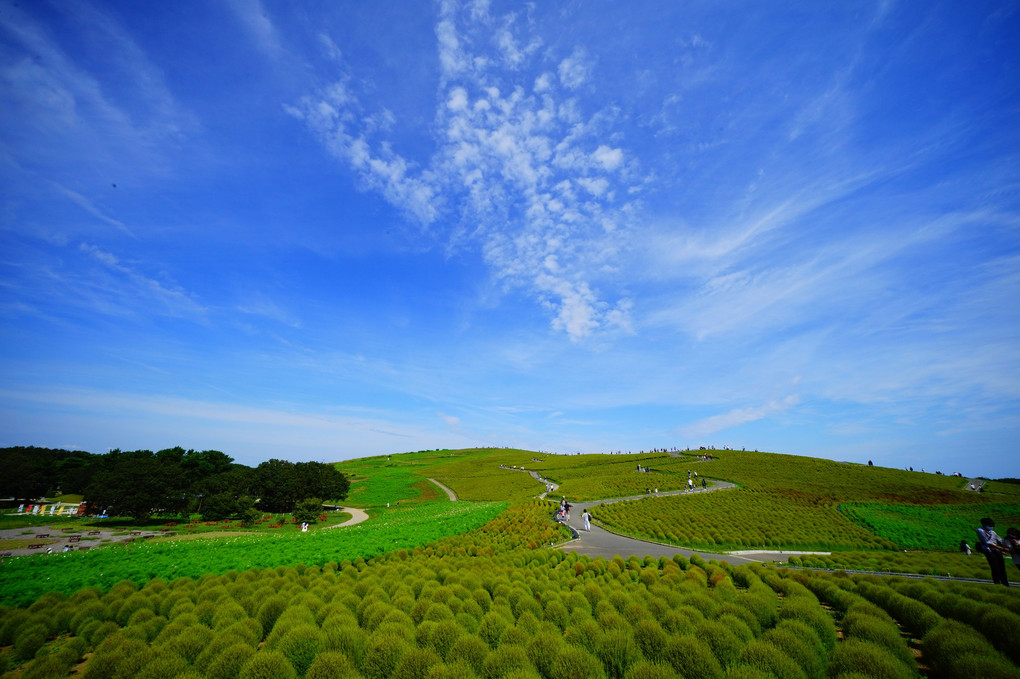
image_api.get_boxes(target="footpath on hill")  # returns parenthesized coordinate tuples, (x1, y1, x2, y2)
(1, 506, 372, 557)
(428, 477, 459, 501)
(521, 468, 1013, 586)
(531, 471, 824, 565)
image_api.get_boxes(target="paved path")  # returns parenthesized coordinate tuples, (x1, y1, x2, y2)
(554, 486, 816, 565)
(428, 478, 458, 501)
(327, 507, 369, 528)
(965, 478, 986, 492)
(511, 468, 826, 565)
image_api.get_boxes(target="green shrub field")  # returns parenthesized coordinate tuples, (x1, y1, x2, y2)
(2, 447, 1018, 678)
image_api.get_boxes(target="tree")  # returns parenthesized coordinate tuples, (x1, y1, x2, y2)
(292, 498, 323, 523)
(254, 459, 298, 513)
(294, 462, 350, 502)
(84, 449, 188, 521)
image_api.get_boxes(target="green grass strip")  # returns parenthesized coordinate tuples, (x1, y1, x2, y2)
(0, 500, 506, 606)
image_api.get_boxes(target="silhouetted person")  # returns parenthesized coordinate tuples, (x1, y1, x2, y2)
(976, 518, 1010, 586)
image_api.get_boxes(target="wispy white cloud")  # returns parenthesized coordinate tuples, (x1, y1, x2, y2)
(77, 243, 206, 319)
(226, 0, 285, 61)
(678, 395, 801, 439)
(0, 1, 189, 164)
(50, 182, 135, 238)
(289, 0, 639, 340)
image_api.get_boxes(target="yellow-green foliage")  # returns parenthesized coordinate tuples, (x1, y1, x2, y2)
(3, 446, 1020, 678)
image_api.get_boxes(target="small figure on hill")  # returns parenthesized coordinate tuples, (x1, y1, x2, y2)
(960, 540, 971, 555)
(702, 478, 707, 489)
(582, 509, 591, 532)
(976, 518, 1010, 586)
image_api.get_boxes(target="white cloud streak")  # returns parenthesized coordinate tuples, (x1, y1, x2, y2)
(289, 0, 637, 340)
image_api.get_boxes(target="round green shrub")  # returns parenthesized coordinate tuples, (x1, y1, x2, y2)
(598, 628, 640, 679)
(431, 620, 465, 660)
(21, 654, 71, 679)
(136, 653, 190, 679)
(563, 618, 602, 655)
(238, 649, 297, 679)
(659, 607, 702, 635)
(622, 661, 677, 679)
(695, 619, 744, 669)
(737, 640, 805, 679)
(362, 631, 411, 679)
(159, 624, 213, 664)
(921, 620, 997, 678)
(212, 601, 249, 629)
(278, 623, 323, 677)
(322, 620, 366, 666)
(775, 598, 835, 654)
(483, 644, 534, 679)
(840, 612, 913, 670)
(194, 633, 247, 672)
(265, 607, 318, 649)
(946, 652, 1020, 679)
(450, 634, 490, 675)
(827, 640, 914, 679)
(479, 613, 510, 649)
(662, 635, 722, 679)
(977, 608, 1020, 664)
(205, 643, 256, 679)
(724, 665, 774, 679)
(306, 651, 362, 679)
(500, 625, 531, 647)
(633, 619, 669, 661)
(14, 622, 48, 660)
(224, 618, 263, 647)
(759, 627, 823, 679)
(255, 596, 288, 638)
(554, 646, 606, 679)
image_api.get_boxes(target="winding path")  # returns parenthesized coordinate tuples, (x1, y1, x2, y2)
(327, 507, 369, 528)
(428, 478, 458, 502)
(518, 468, 826, 565)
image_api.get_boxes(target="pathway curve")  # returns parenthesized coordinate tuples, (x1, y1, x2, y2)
(327, 507, 369, 528)
(554, 483, 813, 564)
(513, 468, 825, 565)
(428, 478, 458, 502)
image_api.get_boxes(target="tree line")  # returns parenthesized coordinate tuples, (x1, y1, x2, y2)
(0, 446, 349, 522)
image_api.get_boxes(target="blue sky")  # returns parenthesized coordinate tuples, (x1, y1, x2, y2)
(1, 1, 1018, 477)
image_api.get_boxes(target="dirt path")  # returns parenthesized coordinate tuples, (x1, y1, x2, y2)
(428, 478, 458, 501)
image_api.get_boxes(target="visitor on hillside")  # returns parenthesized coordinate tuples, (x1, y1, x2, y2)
(960, 540, 971, 555)
(976, 518, 1010, 586)
(582, 509, 591, 532)
(1006, 527, 1020, 572)
(702, 478, 707, 489)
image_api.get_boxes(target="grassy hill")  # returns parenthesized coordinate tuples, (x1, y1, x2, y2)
(1, 447, 1018, 678)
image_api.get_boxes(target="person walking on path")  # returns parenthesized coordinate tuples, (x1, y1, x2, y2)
(582, 509, 591, 532)
(976, 518, 1010, 586)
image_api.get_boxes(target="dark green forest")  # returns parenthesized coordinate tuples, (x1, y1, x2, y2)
(0, 447, 349, 521)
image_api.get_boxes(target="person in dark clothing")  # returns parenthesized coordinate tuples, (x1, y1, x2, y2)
(1006, 527, 1020, 573)
(976, 518, 1010, 586)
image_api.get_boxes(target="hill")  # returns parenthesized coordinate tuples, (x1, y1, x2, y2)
(1, 447, 1018, 678)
